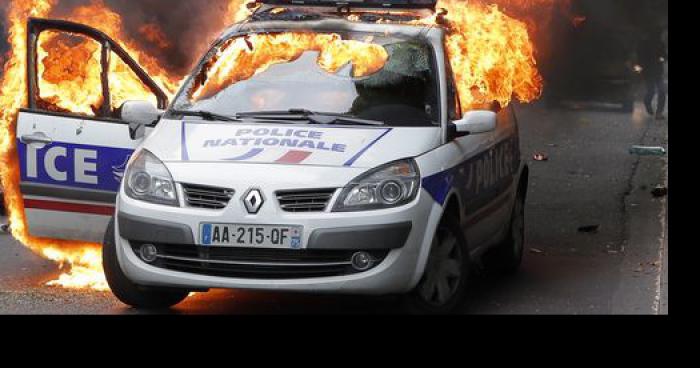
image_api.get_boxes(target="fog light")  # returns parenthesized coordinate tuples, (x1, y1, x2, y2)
(351, 251, 373, 271)
(139, 244, 158, 263)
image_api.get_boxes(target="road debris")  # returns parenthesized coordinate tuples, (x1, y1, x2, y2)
(0, 223, 9, 233)
(533, 152, 549, 161)
(529, 248, 544, 254)
(629, 145, 666, 156)
(651, 185, 668, 198)
(578, 225, 600, 233)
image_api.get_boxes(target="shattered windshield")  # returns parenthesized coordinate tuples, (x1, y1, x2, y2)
(172, 32, 439, 127)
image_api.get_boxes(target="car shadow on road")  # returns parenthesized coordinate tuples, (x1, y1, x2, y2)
(114, 289, 402, 315)
(110, 251, 600, 315)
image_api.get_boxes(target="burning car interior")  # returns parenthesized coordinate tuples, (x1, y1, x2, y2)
(28, 18, 168, 119)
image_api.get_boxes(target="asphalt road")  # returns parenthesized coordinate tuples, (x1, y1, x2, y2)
(0, 99, 669, 315)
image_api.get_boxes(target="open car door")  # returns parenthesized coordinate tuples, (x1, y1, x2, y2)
(16, 18, 168, 243)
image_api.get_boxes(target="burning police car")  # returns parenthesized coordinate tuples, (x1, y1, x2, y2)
(15, 0, 529, 313)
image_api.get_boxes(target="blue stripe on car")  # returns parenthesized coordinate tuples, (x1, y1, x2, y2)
(18, 140, 134, 193)
(343, 128, 393, 167)
(421, 136, 520, 209)
(225, 148, 265, 161)
(422, 169, 455, 206)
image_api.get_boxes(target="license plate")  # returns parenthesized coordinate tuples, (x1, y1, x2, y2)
(200, 223, 303, 249)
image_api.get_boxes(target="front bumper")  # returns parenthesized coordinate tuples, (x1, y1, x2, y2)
(115, 186, 443, 295)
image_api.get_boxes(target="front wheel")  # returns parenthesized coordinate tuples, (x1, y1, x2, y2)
(403, 217, 470, 314)
(102, 217, 189, 309)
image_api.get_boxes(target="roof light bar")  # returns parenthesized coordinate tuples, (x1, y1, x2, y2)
(260, 0, 438, 10)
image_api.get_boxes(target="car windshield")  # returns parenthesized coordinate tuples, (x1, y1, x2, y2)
(171, 32, 439, 127)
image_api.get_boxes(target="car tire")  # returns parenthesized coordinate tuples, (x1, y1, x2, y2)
(403, 216, 470, 314)
(482, 191, 525, 276)
(102, 217, 189, 309)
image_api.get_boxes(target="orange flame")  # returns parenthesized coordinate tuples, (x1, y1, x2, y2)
(192, 32, 389, 101)
(36, 31, 104, 115)
(429, 0, 544, 110)
(0, 1, 109, 291)
(54, 0, 181, 97)
(139, 24, 172, 50)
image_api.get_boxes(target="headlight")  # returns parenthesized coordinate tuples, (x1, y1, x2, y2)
(124, 149, 179, 207)
(333, 159, 420, 212)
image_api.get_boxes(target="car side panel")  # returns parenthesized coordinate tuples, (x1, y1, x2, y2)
(419, 105, 521, 253)
(466, 106, 520, 252)
(16, 111, 153, 242)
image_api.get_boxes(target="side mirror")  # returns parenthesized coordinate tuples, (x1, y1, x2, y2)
(119, 101, 162, 140)
(450, 110, 497, 139)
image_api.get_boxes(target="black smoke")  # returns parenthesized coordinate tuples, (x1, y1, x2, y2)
(75, 0, 237, 75)
(2, 0, 668, 87)
(543, 0, 667, 104)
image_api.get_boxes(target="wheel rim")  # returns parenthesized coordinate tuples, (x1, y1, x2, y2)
(418, 229, 463, 306)
(512, 199, 525, 259)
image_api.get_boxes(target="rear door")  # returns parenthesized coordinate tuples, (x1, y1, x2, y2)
(16, 18, 168, 243)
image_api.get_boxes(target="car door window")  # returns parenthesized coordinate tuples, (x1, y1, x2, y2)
(108, 51, 160, 115)
(27, 19, 168, 121)
(445, 59, 461, 121)
(35, 31, 105, 117)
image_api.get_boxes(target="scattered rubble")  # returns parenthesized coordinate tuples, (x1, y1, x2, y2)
(578, 225, 600, 233)
(629, 145, 666, 156)
(651, 185, 668, 198)
(533, 152, 549, 161)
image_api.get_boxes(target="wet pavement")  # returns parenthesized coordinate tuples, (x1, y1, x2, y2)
(0, 100, 669, 315)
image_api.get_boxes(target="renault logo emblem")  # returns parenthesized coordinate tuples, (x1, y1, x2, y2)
(243, 188, 265, 214)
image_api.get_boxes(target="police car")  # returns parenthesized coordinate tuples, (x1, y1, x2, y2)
(16, 0, 528, 313)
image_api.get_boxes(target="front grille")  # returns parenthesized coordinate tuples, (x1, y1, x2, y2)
(131, 243, 389, 280)
(276, 189, 336, 213)
(182, 184, 234, 209)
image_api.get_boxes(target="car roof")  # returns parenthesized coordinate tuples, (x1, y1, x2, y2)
(218, 3, 442, 42)
(260, 0, 438, 10)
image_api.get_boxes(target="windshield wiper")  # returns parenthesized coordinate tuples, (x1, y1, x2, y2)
(307, 115, 386, 126)
(235, 109, 385, 126)
(171, 109, 240, 122)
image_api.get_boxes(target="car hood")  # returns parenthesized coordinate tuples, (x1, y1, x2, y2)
(145, 119, 441, 169)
